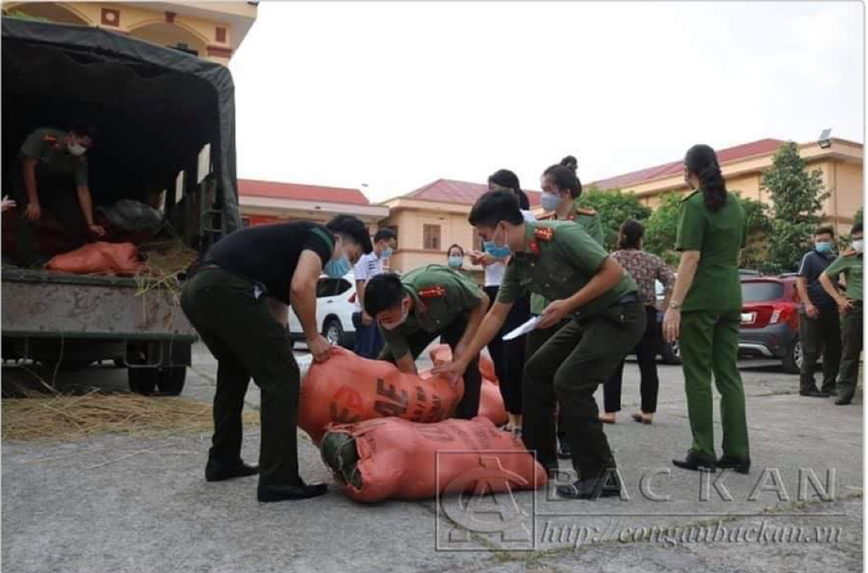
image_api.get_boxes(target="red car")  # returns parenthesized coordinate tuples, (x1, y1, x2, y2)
(738, 275, 803, 373)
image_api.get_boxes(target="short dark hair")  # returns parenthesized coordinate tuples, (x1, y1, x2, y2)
(814, 226, 835, 238)
(543, 156, 582, 199)
(364, 272, 405, 315)
(327, 215, 373, 253)
(447, 243, 464, 257)
(852, 222, 863, 235)
(373, 228, 396, 244)
(619, 219, 645, 249)
(488, 169, 530, 210)
(69, 121, 96, 140)
(468, 190, 524, 228)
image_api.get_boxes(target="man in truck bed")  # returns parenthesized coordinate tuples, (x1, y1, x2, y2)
(11, 123, 105, 266)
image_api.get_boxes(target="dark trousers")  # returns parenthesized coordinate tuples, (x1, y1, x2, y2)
(11, 166, 88, 266)
(379, 314, 482, 419)
(484, 286, 530, 416)
(352, 312, 385, 359)
(525, 317, 568, 439)
(799, 310, 842, 393)
(522, 302, 646, 477)
(837, 303, 863, 401)
(602, 306, 661, 413)
(180, 268, 303, 487)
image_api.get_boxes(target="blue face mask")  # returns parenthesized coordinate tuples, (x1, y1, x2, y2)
(324, 256, 351, 278)
(815, 242, 834, 254)
(448, 255, 463, 269)
(483, 225, 511, 258)
(541, 191, 561, 212)
(380, 247, 393, 260)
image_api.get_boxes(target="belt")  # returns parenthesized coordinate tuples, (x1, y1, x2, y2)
(617, 293, 639, 305)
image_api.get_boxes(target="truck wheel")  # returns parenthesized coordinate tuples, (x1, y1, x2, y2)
(156, 367, 186, 396)
(128, 368, 158, 395)
(782, 338, 801, 375)
(323, 318, 343, 346)
(660, 339, 682, 365)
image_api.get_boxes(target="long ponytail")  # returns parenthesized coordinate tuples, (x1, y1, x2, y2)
(685, 144, 727, 212)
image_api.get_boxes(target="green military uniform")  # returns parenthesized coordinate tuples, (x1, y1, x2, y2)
(675, 190, 749, 462)
(824, 251, 863, 402)
(379, 264, 486, 418)
(526, 207, 606, 448)
(498, 220, 645, 479)
(12, 128, 90, 266)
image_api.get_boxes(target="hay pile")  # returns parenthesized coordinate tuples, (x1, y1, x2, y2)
(2, 391, 259, 442)
(135, 240, 199, 301)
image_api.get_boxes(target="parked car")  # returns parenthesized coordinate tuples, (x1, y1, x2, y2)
(738, 275, 802, 373)
(654, 280, 682, 364)
(288, 272, 358, 349)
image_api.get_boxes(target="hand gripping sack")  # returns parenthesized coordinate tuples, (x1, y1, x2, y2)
(320, 416, 547, 502)
(45, 242, 142, 276)
(427, 344, 508, 426)
(299, 348, 464, 445)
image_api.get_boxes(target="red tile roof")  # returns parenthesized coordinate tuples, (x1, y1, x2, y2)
(401, 179, 542, 207)
(239, 179, 370, 205)
(591, 138, 786, 190)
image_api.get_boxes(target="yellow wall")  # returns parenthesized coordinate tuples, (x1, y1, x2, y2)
(3, 1, 251, 65)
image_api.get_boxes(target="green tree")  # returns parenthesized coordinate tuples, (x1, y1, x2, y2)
(738, 195, 772, 271)
(576, 187, 652, 251)
(760, 142, 829, 274)
(643, 193, 683, 267)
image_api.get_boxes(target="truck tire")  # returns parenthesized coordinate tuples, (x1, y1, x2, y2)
(128, 368, 158, 395)
(659, 339, 682, 365)
(156, 367, 186, 396)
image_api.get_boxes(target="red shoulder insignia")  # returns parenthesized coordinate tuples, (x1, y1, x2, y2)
(575, 207, 597, 216)
(529, 240, 540, 255)
(534, 226, 554, 242)
(418, 285, 447, 298)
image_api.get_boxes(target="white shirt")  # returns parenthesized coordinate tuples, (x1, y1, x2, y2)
(484, 209, 537, 287)
(353, 251, 385, 283)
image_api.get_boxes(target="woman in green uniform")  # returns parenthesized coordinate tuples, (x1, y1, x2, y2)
(528, 155, 604, 459)
(663, 144, 750, 474)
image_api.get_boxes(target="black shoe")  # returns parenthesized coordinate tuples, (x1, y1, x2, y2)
(257, 482, 328, 502)
(556, 474, 621, 500)
(820, 386, 836, 397)
(557, 442, 572, 460)
(799, 388, 827, 398)
(716, 455, 751, 474)
(672, 450, 716, 473)
(205, 458, 259, 482)
(835, 396, 853, 406)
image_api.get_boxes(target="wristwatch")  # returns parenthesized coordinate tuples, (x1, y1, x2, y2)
(669, 300, 682, 310)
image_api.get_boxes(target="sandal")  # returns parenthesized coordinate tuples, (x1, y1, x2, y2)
(631, 412, 653, 425)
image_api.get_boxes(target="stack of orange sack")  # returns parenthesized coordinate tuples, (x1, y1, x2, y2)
(302, 345, 544, 502)
(45, 242, 142, 276)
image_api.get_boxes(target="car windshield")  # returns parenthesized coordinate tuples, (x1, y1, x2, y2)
(741, 281, 784, 303)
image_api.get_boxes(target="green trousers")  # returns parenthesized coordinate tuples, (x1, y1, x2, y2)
(680, 310, 750, 460)
(180, 267, 303, 487)
(837, 303, 863, 401)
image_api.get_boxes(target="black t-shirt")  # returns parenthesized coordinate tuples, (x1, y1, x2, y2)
(797, 249, 836, 313)
(205, 221, 334, 304)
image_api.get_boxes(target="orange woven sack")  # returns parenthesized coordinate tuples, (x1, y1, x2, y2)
(299, 347, 464, 445)
(320, 416, 547, 502)
(45, 242, 142, 276)
(427, 344, 507, 425)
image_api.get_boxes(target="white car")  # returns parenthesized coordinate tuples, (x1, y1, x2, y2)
(288, 272, 359, 349)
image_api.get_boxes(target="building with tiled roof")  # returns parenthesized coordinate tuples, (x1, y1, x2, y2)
(380, 179, 541, 280)
(590, 138, 863, 233)
(238, 179, 388, 232)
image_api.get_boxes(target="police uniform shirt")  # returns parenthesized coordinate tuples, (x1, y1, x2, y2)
(498, 221, 637, 316)
(19, 128, 88, 187)
(825, 252, 864, 302)
(381, 264, 483, 359)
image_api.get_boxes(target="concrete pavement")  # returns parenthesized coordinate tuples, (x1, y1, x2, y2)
(2, 345, 862, 573)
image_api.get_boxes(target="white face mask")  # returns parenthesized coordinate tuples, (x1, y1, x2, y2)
(380, 299, 410, 330)
(853, 239, 864, 254)
(68, 142, 86, 156)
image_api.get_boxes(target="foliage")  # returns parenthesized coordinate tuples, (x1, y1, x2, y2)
(576, 187, 652, 251)
(760, 142, 829, 274)
(643, 193, 682, 267)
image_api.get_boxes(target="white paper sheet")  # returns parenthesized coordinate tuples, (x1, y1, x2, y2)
(502, 316, 542, 341)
